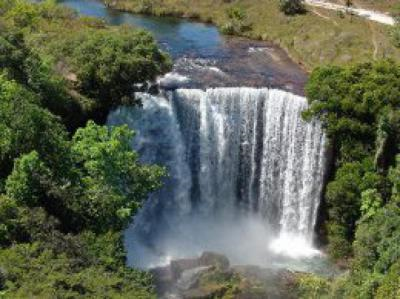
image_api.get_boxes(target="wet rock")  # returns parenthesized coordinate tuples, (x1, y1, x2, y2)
(170, 258, 202, 280)
(151, 252, 299, 299)
(150, 266, 175, 295)
(177, 266, 212, 291)
(199, 252, 230, 270)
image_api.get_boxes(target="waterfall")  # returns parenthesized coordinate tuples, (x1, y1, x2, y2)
(107, 87, 326, 268)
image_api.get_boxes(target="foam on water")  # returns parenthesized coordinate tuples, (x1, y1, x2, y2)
(269, 233, 322, 259)
(158, 72, 191, 89)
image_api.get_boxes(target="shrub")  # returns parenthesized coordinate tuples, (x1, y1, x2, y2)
(137, 0, 153, 14)
(220, 7, 252, 35)
(295, 273, 331, 299)
(279, 0, 306, 16)
(375, 260, 400, 298)
(391, 25, 400, 48)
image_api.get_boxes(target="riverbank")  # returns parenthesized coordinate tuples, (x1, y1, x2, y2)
(105, 0, 400, 70)
(305, 0, 395, 25)
(353, 0, 398, 12)
(61, 0, 309, 94)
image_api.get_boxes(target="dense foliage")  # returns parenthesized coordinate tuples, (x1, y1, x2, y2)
(2, 0, 400, 298)
(0, 1, 169, 297)
(279, 0, 306, 16)
(0, 29, 84, 131)
(0, 75, 68, 182)
(1, 0, 170, 124)
(303, 60, 400, 297)
(54, 27, 171, 122)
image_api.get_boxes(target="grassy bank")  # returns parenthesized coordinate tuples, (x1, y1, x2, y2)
(105, 0, 400, 70)
(354, 0, 398, 12)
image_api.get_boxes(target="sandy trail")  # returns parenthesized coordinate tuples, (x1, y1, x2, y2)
(305, 0, 395, 25)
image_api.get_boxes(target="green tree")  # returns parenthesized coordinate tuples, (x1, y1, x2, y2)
(3, 0, 40, 28)
(303, 61, 400, 259)
(0, 195, 19, 246)
(4, 121, 165, 233)
(0, 2, 168, 298)
(70, 121, 165, 232)
(0, 30, 84, 131)
(375, 260, 400, 298)
(0, 194, 61, 247)
(0, 75, 69, 180)
(66, 28, 171, 121)
(360, 189, 383, 220)
(5, 151, 50, 207)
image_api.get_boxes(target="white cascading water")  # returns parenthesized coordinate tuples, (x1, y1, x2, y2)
(107, 87, 326, 268)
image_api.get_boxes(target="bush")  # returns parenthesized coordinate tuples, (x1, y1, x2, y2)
(294, 273, 331, 299)
(391, 25, 400, 48)
(326, 222, 352, 259)
(137, 0, 153, 14)
(279, 0, 306, 16)
(220, 7, 252, 35)
(0, 242, 156, 298)
(375, 260, 400, 298)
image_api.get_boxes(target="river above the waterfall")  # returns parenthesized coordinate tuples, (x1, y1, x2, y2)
(60, 0, 307, 93)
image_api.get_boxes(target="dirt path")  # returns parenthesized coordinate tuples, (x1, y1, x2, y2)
(304, 0, 395, 26)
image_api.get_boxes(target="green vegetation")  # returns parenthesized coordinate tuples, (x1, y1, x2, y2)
(293, 273, 331, 299)
(182, 267, 273, 299)
(1, 0, 170, 124)
(392, 9, 400, 48)
(279, 0, 306, 16)
(0, 1, 170, 297)
(47, 27, 171, 122)
(107, 0, 400, 69)
(301, 60, 400, 297)
(354, 0, 398, 12)
(220, 7, 252, 35)
(2, 0, 400, 298)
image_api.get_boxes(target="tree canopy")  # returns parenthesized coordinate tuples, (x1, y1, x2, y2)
(0, 1, 169, 297)
(301, 60, 400, 297)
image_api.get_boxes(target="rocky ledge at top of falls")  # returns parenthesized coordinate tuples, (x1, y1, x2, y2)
(151, 252, 300, 299)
